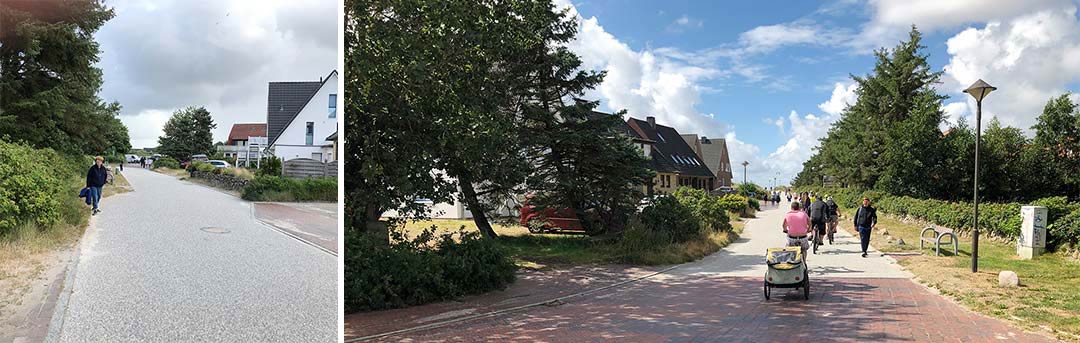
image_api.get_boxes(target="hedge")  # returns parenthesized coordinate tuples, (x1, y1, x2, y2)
(0, 141, 88, 235)
(673, 187, 732, 232)
(241, 175, 336, 202)
(800, 186, 1080, 251)
(152, 156, 180, 169)
(344, 227, 517, 312)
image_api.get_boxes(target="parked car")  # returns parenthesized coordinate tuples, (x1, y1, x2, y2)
(519, 195, 584, 234)
(208, 160, 231, 168)
(125, 154, 140, 163)
(151, 154, 162, 159)
(191, 154, 209, 162)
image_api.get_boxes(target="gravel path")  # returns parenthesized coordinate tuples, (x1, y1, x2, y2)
(52, 168, 337, 342)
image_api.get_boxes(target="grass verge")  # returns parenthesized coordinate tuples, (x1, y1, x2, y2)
(399, 217, 746, 268)
(852, 209, 1080, 342)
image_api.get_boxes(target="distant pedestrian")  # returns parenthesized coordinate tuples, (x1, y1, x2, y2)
(87, 156, 109, 215)
(140, 157, 146, 168)
(853, 197, 878, 258)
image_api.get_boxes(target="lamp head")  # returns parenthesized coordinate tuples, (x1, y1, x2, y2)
(963, 79, 997, 102)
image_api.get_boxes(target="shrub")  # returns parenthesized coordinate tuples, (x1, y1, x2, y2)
(241, 176, 336, 202)
(673, 187, 731, 232)
(343, 226, 516, 313)
(259, 156, 282, 176)
(0, 141, 71, 235)
(152, 156, 180, 169)
(105, 154, 124, 164)
(636, 195, 702, 244)
(1048, 209, 1080, 250)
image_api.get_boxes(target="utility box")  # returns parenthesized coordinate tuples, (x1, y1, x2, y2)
(1017, 206, 1047, 259)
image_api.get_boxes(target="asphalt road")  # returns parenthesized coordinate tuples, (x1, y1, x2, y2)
(51, 168, 337, 342)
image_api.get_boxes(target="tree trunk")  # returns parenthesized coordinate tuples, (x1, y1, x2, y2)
(458, 174, 499, 239)
(362, 204, 389, 246)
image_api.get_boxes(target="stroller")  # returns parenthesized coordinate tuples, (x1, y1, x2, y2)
(764, 247, 809, 300)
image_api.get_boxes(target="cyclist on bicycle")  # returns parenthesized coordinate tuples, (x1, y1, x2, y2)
(782, 201, 811, 261)
(807, 196, 829, 253)
(825, 196, 841, 244)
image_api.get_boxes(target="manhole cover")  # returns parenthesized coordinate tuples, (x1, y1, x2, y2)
(200, 227, 230, 234)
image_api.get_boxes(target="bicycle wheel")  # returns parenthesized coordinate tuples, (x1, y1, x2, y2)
(764, 282, 770, 300)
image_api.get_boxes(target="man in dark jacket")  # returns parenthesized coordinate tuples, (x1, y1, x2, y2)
(853, 197, 878, 257)
(808, 196, 829, 251)
(86, 156, 109, 215)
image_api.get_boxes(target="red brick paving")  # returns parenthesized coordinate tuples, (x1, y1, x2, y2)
(365, 276, 1058, 343)
(345, 265, 664, 340)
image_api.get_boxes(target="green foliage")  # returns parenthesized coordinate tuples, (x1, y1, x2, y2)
(635, 196, 704, 244)
(0, 2, 129, 156)
(258, 156, 282, 176)
(0, 141, 87, 236)
(105, 154, 124, 164)
(152, 157, 180, 170)
(157, 106, 217, 161)
(1048, 209, 1080, 251)
(1031, 94, 1080, 199)
(343, 226, 516, 312)
(802, 186, 1080, 250)
(718, 194, 751, 213)
(241, 176, 336, 202)
(673, 187, 732, 232)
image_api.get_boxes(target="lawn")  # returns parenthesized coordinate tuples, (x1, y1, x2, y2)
(841, 207, 1080, 342)
(397, 217, 746, 268)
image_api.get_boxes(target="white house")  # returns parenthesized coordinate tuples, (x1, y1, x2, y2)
(266, 70, 338, 162)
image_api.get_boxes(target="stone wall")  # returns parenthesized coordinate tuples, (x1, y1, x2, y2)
(190, 171, 250, 191)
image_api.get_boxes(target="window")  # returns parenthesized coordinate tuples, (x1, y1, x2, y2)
(312, 152, 323, 161)
(306, 122, 314, 145)
(329, 94, 337, 118)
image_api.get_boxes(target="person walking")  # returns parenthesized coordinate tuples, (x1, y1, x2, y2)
(853, 197, 878, 258)
(86, 156, 109, 215)
(808, 196, 829, 253)
(782, 201, 811, 261)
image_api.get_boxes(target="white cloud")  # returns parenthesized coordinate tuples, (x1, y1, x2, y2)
(818, 82, 858, 116)
(558, 0, 728, 138)
(668, 15, 704, 32)
(96, 0, 337, 148)
(942, 6, 1080, 133)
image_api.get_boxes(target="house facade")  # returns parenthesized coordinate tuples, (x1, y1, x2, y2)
(219, 123, 267, 165)
(266, 70, 338, 162)
(681, 134, 734, 188)
(625, 116, 716, 195)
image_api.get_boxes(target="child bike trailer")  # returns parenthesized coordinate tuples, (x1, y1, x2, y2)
(764, 247, 809, 300)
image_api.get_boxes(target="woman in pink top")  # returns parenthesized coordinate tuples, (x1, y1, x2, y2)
(782, 201, 811, 258)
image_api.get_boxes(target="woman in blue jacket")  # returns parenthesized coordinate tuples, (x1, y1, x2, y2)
(86, 156, 109, 215)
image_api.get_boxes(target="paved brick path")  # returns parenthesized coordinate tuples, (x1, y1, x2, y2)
(353, 202, 1060, 342)
(373, 276, 1055, 342)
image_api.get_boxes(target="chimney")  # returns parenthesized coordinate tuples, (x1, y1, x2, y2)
(647, 116, 656, 128)
(319, 76, 323, 83)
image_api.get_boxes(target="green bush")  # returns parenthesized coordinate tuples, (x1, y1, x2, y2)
(259, 156, 282, 176)
(673, 187, 731, 232)
(344, 226, 517, 313)
(0, 141, 89, 236)
(717, 194, 749, 213)
(241, 176, 336, 202)
(152, 156, 180, 169)
(1048, 209, 1080, 251)
(105, 154, 124, 164)
(800, 186, 1080, 251)
(636, 195, 703, 244)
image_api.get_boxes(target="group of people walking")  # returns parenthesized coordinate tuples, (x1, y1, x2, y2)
(780, 191, 878, 259)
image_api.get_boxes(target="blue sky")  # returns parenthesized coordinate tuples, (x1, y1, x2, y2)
(558, 0, 1080, 186)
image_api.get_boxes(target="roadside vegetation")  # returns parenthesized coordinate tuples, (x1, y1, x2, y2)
(0, 140, 131, 319)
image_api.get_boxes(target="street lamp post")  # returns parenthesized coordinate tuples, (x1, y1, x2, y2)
(963, 79, 996, 273)
(741, 161, 749, 185)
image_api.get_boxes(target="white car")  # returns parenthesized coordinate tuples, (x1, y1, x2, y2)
(125, 154, 141, 163)
(208, 160, 231, 168)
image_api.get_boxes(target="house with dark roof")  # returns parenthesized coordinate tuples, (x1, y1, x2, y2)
(266, 70, 338, 162)
(625, 116, 716, 195)
(218, 123, 267, 165)
(681, 134, 734, 187)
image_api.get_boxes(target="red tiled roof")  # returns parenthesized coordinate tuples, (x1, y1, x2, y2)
(227, 123, 267, 144)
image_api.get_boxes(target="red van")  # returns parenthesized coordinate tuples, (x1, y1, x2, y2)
(519, 202, 584, 233)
